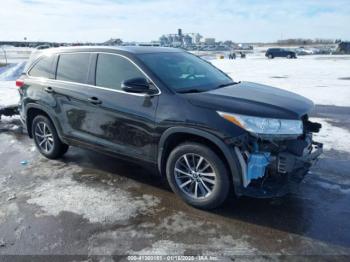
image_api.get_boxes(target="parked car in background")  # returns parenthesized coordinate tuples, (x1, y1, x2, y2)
(36, 44, 51, 50)
(295, 47, 314, 56)
(336, 41, 350, 54)
(265, 48, 297, 59)
(18, 46, 322, 209)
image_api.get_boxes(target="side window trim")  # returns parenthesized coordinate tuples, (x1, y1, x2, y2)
(53, 54, 59, 80)
(29, 51, 161, 96)
(54, 55, 60, 80)
(88, 53, 98, 86)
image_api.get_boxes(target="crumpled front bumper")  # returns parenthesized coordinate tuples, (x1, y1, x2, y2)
(234, 138, 323, 198)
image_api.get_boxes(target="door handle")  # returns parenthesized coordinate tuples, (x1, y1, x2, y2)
(44, 87, 54, 93)
(88, 97, 102, 105)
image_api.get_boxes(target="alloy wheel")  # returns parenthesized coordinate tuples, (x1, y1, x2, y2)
(35, 121, 54, 153)
(174, 153, 217, 199)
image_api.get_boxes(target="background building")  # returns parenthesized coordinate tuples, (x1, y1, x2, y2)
(160, 29, 202, 48)
(158, 29, 235, 51)
(203, 38, 216, 45)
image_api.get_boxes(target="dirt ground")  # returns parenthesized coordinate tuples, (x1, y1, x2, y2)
(0, 105, 350, 261)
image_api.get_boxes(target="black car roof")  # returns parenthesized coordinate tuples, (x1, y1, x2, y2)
(41, 46, 183, 55)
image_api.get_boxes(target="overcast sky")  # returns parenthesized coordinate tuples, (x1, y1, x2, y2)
(1, 0, 349, 42)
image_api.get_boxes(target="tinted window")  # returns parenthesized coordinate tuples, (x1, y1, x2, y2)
(28, 55, 54, 78)
(137, 52, 233, 92)
(96, 54, 144, 90)
(56, 53, 90, 83)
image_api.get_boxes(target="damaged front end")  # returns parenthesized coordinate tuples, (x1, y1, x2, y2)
(233, 116, 323, 198)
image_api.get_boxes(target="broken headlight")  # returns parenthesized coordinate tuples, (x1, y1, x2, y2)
(218, 111, 303, 135)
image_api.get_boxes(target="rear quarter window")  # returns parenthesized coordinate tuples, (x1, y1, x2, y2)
(28, 55, 55, 78)
(56, 53, 91, 84)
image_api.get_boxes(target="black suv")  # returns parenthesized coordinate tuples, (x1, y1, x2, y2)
(18, 46, 322, 209)
(265, 48, 297, 59)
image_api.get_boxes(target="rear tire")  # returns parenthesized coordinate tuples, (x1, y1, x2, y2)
(166, 143, 230, 209)
(32, 115, 69, 159)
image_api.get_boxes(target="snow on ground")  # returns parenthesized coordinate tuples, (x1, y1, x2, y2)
(311, 118, 350, 153)
(27, 175, 160, 224)
(0, 47, 31, 108)
(0, 63, 16, 75)
(0, 47, 32, 62)
(211, 55, 350, 107)
(314, 180, 350, 195)
(130, 236, 258, 256)
(0, 62, 25, 108)
(0, 81, 18, 108)
(0, 62, 26, 81)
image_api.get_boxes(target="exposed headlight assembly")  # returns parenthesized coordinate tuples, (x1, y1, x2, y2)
(218, 111, 303, 136)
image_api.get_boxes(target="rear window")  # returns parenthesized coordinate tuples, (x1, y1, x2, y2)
(56, 53, 91, 83)
(28, 55, 55, 78)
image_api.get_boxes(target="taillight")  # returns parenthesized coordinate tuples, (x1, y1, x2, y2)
(16, 79, 24, 88)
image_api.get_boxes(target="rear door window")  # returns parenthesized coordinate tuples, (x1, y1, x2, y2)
(95, 54, 144, 90)
(56, 53, 91, 84)
(28, 55, 55, 78)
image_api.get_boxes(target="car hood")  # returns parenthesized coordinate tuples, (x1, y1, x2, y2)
(184, 82, 314, 119)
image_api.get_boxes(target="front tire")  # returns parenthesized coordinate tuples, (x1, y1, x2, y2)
(32, 115, 69, 159)
(166, 143, 230, 209)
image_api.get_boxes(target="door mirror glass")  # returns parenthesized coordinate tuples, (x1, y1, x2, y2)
(121, 77, 150, 93)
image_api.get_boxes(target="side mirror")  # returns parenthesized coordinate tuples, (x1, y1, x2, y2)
(121, 77, 150, 93)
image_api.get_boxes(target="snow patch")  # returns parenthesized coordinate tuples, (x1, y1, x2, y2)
(158, 212, 206, 234)
(0, 64, 16, 75)
(0, 81, 18, 109)
(311, 118, 350, 153)
(27, 176, 160, 224)
(0, 202, 19, 224)
(0, 62, 26, 81)
(0, 61, 26, 108)
(132, 240, 186, 255)
(0, 115, 22, 133)
(206, 235, 258, 256)
(315, 181, 350, 194)
(212, 56, 350, 107)
(131, 236, 257, 256)
(88, 227, 155, 255)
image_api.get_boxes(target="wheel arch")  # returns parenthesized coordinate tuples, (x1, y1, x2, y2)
(158, 127, 242, 187)
(25, 104, 63, 140)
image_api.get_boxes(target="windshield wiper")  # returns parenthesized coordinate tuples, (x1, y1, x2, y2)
(178, 82, 240, 94)
(177, 89, 203, 94)
(215, 82, 239, 89)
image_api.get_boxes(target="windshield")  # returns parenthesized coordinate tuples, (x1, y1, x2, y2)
(137, 52, 234, 93)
